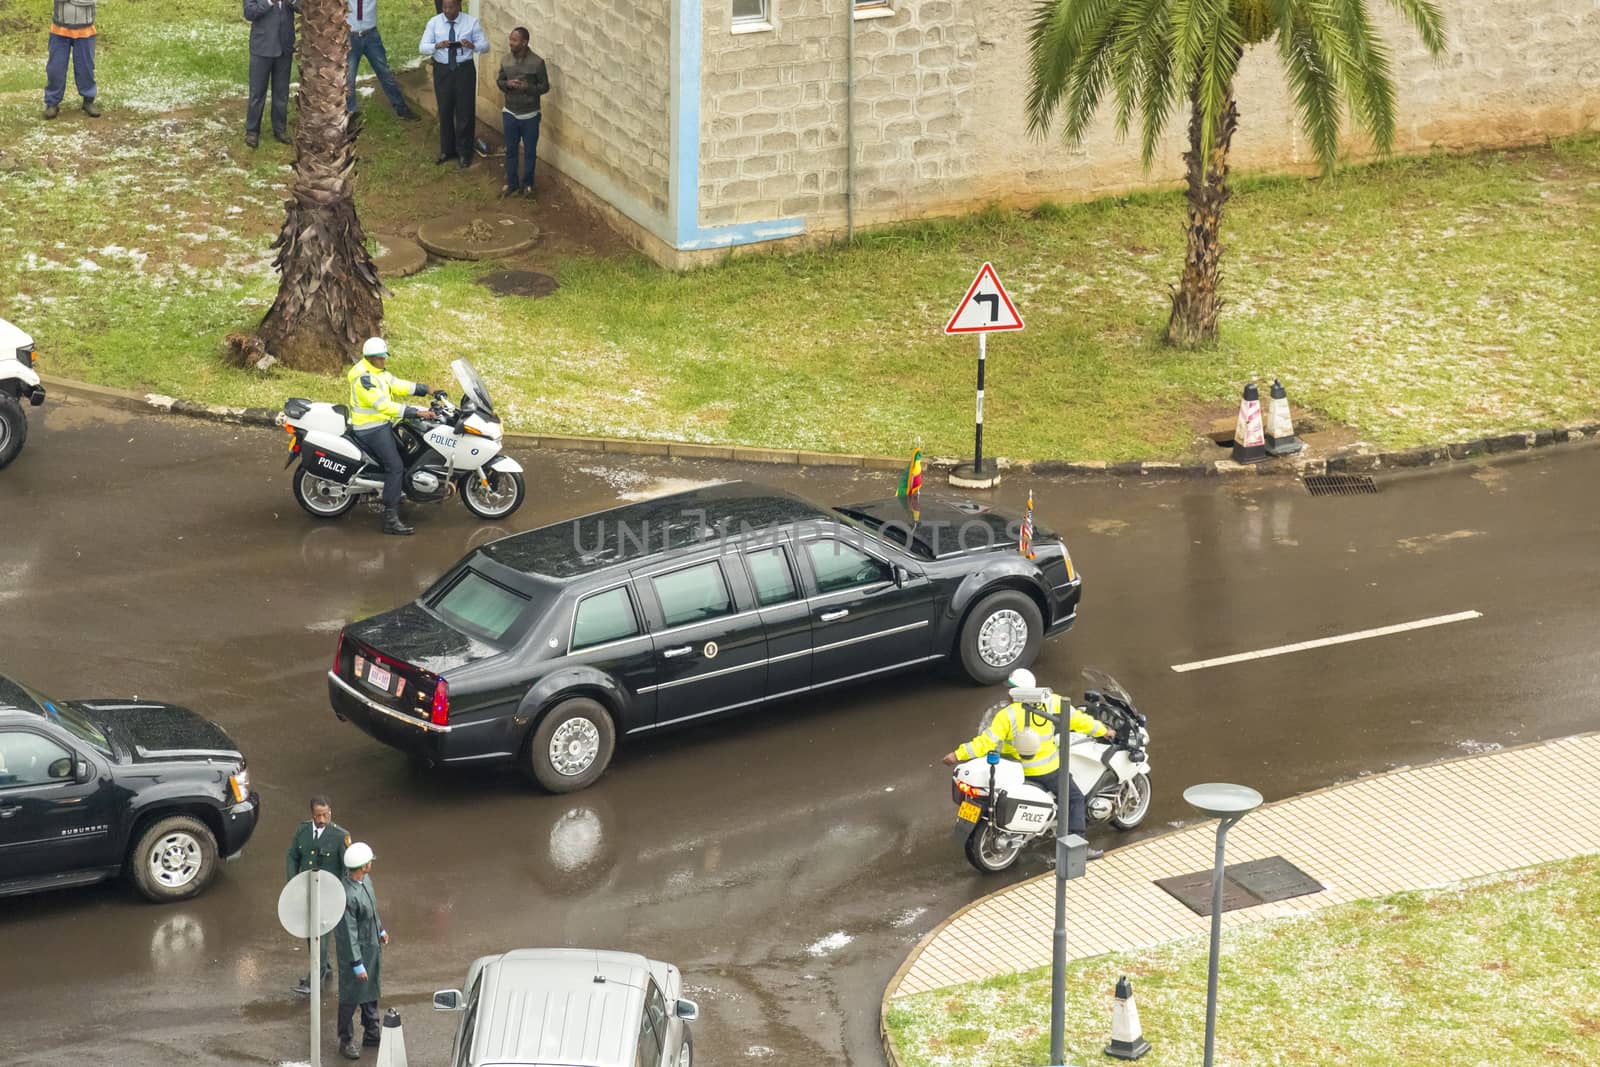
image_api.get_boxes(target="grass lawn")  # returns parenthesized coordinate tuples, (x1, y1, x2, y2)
(2, 6, 1598, 461)
(885, 853, 1600, 1067)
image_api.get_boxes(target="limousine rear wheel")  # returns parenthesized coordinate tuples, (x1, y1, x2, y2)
(525, 697, 616, 793)
(957, 590, 1043, 685)
(293, 468, 358, 518)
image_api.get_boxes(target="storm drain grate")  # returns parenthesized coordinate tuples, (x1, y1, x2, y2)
(1155, 856, 1325, 916)
(1303, 473, 1378, 497)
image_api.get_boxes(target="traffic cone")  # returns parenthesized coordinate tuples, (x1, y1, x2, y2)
(1264, 379, 1304, 456)
(1231, 383, 1267, 463)
(376, 1007, 409, 1067)
(1103, 976, 1151, 1060)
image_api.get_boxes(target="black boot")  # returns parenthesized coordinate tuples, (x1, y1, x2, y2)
(382, 507, 414, 536)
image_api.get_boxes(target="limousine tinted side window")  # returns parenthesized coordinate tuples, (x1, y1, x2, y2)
(572, 587, 641, 650)
(743, 546, 798, 606)
(652, 561, 734, 627)
(805, 539, 893, 594)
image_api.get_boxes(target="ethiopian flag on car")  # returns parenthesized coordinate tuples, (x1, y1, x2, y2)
(897, 449, 923, 498)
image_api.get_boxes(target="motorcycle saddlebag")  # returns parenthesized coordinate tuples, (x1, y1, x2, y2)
(994, 793, 1054, 834)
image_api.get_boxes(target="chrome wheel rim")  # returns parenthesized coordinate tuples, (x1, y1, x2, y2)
(977, 608, 1028, 668)
(676, 1040, 691, 1067)
(548, 718, 601, 777)
(977, 825, 1022, 869)
(1115, 774, 1152, 825)
(149, 830, 203, 889)
(465, 472, 519, 516)
(299, 472, 351, 514)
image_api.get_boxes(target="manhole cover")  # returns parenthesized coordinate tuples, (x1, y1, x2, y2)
(417, 210, 540, 261)
(368, 234, 427, 279)
(1154, 855, 1324, 916)
(476, 270, 558, 298)
(1303, 473, 1379, 497)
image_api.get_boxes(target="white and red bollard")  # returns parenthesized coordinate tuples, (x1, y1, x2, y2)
(1232, 383, 1267, 463)
(376, 1008, 408, 1067)
(1104, 975, 1151, 1060)
(1264, 378, 1304, 456)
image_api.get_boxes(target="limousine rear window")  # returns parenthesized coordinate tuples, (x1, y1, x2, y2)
(432, 569, 532, 641)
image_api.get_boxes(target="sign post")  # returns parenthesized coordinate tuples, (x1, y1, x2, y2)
(944, 262, 1023, 489)
(278, 869, 348, 1067)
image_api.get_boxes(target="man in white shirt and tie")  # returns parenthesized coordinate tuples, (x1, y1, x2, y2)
(419, 0, 488, 169)
(285, 795, 351, 995)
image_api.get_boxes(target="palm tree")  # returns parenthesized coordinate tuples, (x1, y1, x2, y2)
(1026, 0, 1446, 345)
(258, 0, 385, 371)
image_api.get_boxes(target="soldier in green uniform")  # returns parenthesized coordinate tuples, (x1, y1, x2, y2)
(334, 841, 388, 1060)
(285, 794, 350, 995)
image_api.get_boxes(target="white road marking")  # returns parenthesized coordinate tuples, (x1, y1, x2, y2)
(1171, 610, 1483, 673)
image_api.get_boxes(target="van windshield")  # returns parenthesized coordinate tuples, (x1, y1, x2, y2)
(432, 570, 531, 642)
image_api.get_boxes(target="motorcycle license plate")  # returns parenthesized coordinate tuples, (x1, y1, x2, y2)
(957, 801, 981, 824)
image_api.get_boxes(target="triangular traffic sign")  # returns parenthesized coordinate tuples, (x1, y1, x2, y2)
(944, 262, 1024, 334)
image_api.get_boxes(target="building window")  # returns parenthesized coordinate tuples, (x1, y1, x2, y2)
(732, 0, 768, 25)
(854, 0, 895, 18)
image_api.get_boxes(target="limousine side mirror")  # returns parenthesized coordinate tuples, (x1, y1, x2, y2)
(893, 566, 909, 588)
(674, 998, 700, 1022)
(433, 989, 464, 1012)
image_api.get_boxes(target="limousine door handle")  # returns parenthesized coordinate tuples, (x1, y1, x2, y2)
(662, 645, 694, 658)
(0, 804, 19, 819)
(819, 609, 850, 622)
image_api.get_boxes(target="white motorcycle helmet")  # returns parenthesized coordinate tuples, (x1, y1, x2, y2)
(361, 336, 389, 360)
(1006, 667, 1036, 691)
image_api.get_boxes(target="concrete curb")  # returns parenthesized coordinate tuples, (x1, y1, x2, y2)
(876, 729, 1600, 1067)
(42, 375, 1599, 478)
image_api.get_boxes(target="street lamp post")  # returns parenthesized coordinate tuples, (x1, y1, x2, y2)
(1183, 783, 1264, 1067)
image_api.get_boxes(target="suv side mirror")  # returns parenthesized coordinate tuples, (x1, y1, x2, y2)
(74, 760, 91, 784)
(674, 998, 699, 1022)
(433, 989, 464, 1012)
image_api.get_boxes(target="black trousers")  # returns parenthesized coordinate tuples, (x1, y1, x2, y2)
(432, 60, 476, 160)
(246, 52, 292, 137)
(354, 424, 404, 508)
(1033, 773, 1087, 835)
(337, 1000, 380, 1044)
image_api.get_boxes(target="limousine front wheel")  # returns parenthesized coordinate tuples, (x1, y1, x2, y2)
(958, 590, 1042, 685)
(525, 697, 616, 793)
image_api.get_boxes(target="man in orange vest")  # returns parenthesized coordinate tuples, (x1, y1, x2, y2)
(44, 0, 100, 120)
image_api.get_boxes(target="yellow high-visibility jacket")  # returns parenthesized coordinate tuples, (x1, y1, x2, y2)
(347, 357, 422, 429)
(955, 695, 1110, 777)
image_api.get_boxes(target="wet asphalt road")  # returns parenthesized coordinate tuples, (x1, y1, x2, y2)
(2, 394, 1597, 1067)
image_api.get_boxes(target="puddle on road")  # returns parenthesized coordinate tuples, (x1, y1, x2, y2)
(1086, 518, 1130, 535)
(1397, 529, 1483, 553)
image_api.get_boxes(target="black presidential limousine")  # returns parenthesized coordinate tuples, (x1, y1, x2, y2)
(328, 482, 1082, 792)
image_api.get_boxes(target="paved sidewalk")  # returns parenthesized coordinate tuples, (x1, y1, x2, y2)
(885, 732, 1600, 1003)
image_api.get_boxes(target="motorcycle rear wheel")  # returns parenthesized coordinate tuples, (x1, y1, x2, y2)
(964, 821, 1025, 873)
(292, 468, 358, 518)
(1109, 771, 1152, 830)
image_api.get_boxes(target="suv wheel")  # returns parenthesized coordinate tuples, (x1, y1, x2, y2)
(129, 815, 219, 902)
(523, 697, 616, 793)
(957, 589, 1042, 685)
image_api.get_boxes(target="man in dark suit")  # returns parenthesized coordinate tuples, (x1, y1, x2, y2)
(244, 0, 299, 148)
(285, 794, 350, 995)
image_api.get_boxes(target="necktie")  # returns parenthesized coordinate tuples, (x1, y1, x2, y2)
(356, 0, 363, 22)
(313, 828, 321, 839)
(447, 21, 457, 70)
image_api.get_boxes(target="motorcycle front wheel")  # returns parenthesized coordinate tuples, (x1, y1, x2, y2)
(964, 821, 1026, 873)
(1109, 771, 1152, 830)
(292, 468, 358, 518)
(462, 469, 526, 519)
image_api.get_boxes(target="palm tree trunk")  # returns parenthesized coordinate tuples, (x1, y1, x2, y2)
(1166, 90, 1238, 346)
(258, 0, 384, 372)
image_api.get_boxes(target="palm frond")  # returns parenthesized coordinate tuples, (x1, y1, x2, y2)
(1384, 0, 1447, 55)
(1026, 0, 1086, 138)
(1060, 0, 1136, 146)
(1276, 11, 1342, 171)
(1129, 0, 1179, 165)
(1192, 0, 1244, 161)
(1334, 0, 1397, 154)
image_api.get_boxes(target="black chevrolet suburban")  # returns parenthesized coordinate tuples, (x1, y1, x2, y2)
(330, 481, 1082, 793)
(0, 674, 259, 902)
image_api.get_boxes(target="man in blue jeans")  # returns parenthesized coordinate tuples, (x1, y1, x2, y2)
(44, 0, 100, 120)
(345, 0, 419, 120)
(495, 27, 548, 198)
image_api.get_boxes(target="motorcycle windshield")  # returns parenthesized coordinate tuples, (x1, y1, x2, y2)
(1082, 668, 1136, 710)
(451, 359, 495, 415)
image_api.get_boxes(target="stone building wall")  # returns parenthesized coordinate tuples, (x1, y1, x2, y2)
(695, 0, 1600, 241)
(474, 0, 673, 233)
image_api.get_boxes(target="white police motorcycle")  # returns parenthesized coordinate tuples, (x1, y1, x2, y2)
(950, 669, 1152, 873)
(279, 358, 525, 521)
(0, 318, 44, 469)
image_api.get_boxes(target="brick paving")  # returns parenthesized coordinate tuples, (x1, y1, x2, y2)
(887, 733, 1600, 1000)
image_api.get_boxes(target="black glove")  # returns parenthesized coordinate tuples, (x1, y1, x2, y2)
(406, 406, 429, 420)
(413, 383, 431, 397)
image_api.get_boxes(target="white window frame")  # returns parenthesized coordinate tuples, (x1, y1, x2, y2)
(731, 0, 772, 34)
(853, 0, 895, 19)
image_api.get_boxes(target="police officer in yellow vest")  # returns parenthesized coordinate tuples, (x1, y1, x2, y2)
(942, 668, 1116, 859)
(286, 794, 351, 994)
(348, 337, 435, 536)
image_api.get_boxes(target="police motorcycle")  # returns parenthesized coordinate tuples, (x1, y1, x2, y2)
(279, 358, 526, 521)
(0, 317, 44, 469)
(950, 669, 1152, 873)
